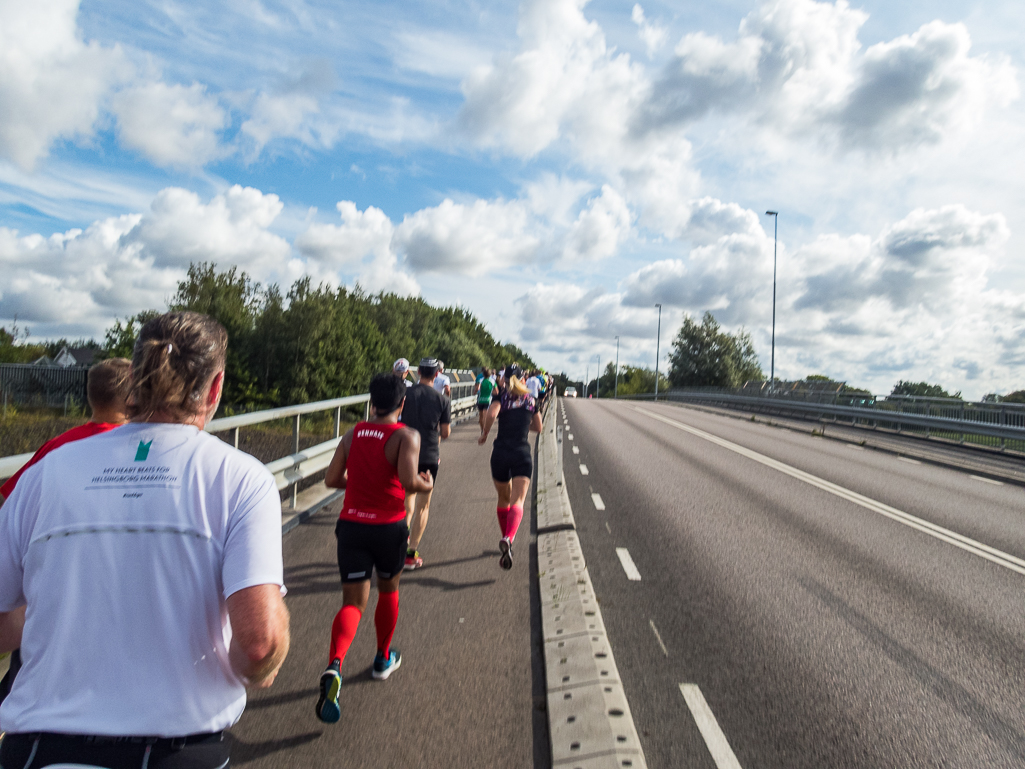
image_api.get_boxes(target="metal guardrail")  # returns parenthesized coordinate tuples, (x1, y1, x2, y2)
(629, 391, 1025, 447)
(1, 381, 479, 507)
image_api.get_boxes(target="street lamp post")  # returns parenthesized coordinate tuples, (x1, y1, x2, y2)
(654, 303, 662, 399)
(585, 363, 589, 397)
(764, 211, 778, 391)
(614, 336, 620, 398)
(595, 355, 600, 399)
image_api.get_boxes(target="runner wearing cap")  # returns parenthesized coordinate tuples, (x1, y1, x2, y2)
(478, 364, 542, 570)
(400, 358, 451, 570)
(316, 373, 433, 723)
(432, 360, 451, 398)
(393, 358, 413, 388)
(0, 311, 289, 767)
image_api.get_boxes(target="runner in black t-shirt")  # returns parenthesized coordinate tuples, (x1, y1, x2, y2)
(478, 364, 542, 570)
(399, 358, 452, 569)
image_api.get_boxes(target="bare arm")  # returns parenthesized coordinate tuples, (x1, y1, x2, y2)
(477, 401, 501, 445)
(530, 411, 543, 433)
(0, 606, 25, 655)
(440, 422, 451, 440)
(226, 584, 290, 689)
(396, 430, 434, 494)
(325, 429, 354, 488)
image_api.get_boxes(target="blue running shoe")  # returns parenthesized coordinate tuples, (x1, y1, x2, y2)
(372, 649, 402, 680)
(316, 662, 342, 723)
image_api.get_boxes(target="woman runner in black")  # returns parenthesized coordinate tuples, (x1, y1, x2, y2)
(478, 364, 542, 569)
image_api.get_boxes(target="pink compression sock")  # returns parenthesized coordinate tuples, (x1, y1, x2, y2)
(329, 604, 363, 665)
(497, 506, 510, 535)
(504, 505, 524, 542)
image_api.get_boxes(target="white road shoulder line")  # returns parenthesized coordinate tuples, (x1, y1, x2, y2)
(898, 456, 921, 465)
(634, 407, 1025, 577)
(679, 684, 743, 769)
(591, 493, 606, 510)
(616, 547, 641, 580)
(579, 464, 589, 475)
(971, 475, 1004, 486)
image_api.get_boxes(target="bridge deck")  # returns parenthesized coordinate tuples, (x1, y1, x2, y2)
(226, 418, 547, 767)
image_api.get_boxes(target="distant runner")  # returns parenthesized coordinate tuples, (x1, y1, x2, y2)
(317, 374, 433, 723)
(400, 358, 451, 570)
(475, 367, 495, 434)
(432, 360, 451, 397)
(478, 364, 542, 570)
(393, 358, 414, 388)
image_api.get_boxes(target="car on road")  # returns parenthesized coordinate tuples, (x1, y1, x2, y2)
(564, 386, 577, 397)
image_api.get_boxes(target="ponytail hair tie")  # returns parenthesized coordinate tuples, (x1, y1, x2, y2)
(166, 343, 173, 355)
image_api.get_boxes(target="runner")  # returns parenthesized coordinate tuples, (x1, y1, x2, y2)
(433, 360, 451, 397)
(393, 357, 414, 388)
(475, 367, 495, 434)
(401, 358, 451, 570)
(0, 311, 289, 767)
(0, 357, 131, 501)
(316, 373, 433, 723)
(478, 364, 542, 570)
(0, 357, 132, 708)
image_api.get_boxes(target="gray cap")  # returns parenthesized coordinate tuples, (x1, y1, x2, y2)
(419, 357, 438, 369)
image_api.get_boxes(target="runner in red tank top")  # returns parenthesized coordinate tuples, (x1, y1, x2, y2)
(315, 373, 433, 723)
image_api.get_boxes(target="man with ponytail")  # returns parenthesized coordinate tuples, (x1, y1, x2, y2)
(0, 311, 289, 767)
(316, 373, 433, 724)
(478, 363, 542, 570)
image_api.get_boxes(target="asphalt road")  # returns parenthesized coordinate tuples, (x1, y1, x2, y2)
(226, 417, 549, 768)
(560, 398, 1025, 769)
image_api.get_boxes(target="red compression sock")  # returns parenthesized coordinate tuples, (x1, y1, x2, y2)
(375, 590, 400, 658)
(329, 604, 362, 665)
(504, 505, 524, 542)
(497, 506, 510, 534)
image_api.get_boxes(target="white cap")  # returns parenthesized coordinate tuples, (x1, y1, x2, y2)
(393, 358, 410, 374)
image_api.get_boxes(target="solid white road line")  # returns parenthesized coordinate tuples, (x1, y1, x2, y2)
(679, 684, 743, 769)
(579, 464, 590, 475)
(635, 407, 1025, 577)
(899, 457, 921, 465)
(572, 446, 580, 455)
(616, 547, 642, 580)
(649, 619, 668, 657)
(971, 475, 1004, 486)
(591, 493, 606, 510)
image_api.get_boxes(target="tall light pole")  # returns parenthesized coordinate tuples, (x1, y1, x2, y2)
(764, 211, 778, 390)
(614, 336, 620, 398)
(654, 303, 662, 399)
(584, 362, 589, 397)
(595, 354, 600, 398)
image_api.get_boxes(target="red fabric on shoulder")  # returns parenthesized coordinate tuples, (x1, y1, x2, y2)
(0, 422, 121, 499)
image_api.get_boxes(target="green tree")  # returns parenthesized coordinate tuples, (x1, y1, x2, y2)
(0, 322, 47, 363)
(668, 312, 763, 388)
(100, 310, 161, 359)
(596, 362, 669, 396)
(890, 380, 961, 399)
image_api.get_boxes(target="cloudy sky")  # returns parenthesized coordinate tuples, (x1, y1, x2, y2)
(1, 0, 1023, 397)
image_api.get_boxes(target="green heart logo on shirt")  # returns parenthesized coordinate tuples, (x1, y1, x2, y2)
(135, 440, 153, 462)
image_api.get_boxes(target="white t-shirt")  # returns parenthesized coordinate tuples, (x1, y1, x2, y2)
(526, 376, 542, 398)
(0, 422, 284, 736)
(433, 373, 450, 393)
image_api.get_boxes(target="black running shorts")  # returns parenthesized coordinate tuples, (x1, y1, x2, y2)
(336, 519, 409, 583)
(490, 447, 533, 482)
(417, 462, 438, 482)
(0, 731, 228, 769)
(477, 403, 489, 412)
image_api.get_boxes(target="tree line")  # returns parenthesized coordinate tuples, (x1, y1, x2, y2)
(4, 263, 537, 410)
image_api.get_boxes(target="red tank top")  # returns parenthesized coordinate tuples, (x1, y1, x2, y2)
(338, 421, 407, 524)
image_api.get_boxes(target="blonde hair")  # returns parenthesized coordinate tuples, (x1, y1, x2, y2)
(129, 312, 228, 421)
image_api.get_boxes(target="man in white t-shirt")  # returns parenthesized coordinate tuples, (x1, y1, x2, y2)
(432, 360, 451, 398)
(526, 371, 542, 399)
(0, 310, 289, 768)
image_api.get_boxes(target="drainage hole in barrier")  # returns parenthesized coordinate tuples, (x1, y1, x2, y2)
(570, 742, 581, 751)
(564, 693, 572, 700)
(609, 709, 624, 716)
(595, 652, 607, 658)
(563, 676, 570, 682)
(560, 658, 568, 664)
(558, 641, 565, 647)
(567, 716, 576, 723)
(585, 611, 595, 616)
(604, 687, 612, 692)
(622, 761, 633, 767)
(600, 670, 609, 676)
(617, 736, 627, 743)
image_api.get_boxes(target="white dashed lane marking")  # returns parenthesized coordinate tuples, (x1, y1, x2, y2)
(615, 547, 641, 580)
(572, 446, 580, 455)
(679, 684, 744, 769)
(579, 464, 589, 476)
(568, 434, 574, 441)
(591, 493, 605, 510)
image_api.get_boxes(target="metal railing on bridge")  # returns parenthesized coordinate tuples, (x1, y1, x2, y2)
(0, 379, 479, 508)
(624, 389, 1025, 453)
